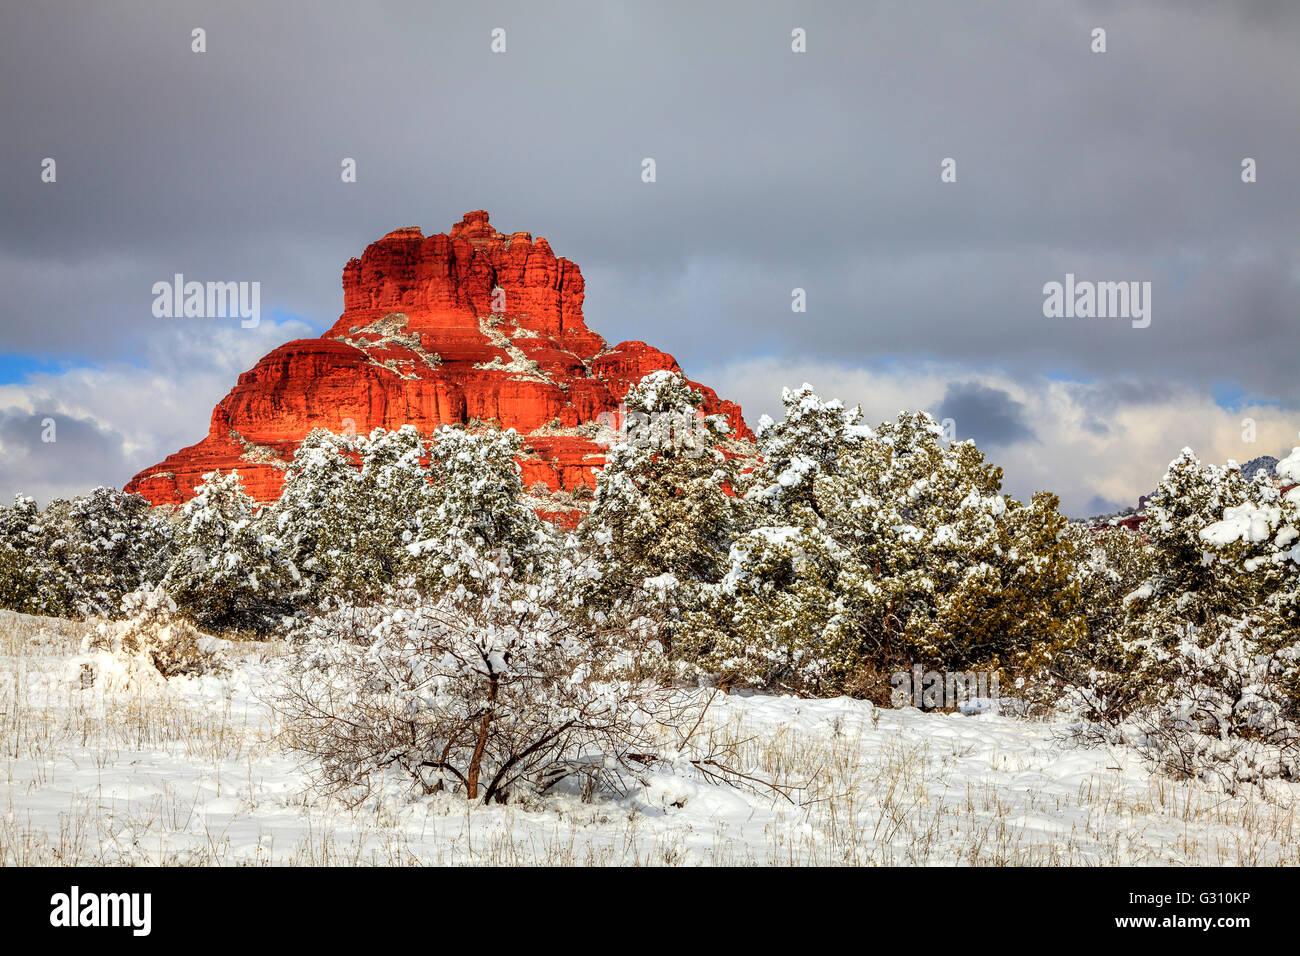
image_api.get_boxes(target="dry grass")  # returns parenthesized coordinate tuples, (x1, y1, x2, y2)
(2, 609, 1297, 866)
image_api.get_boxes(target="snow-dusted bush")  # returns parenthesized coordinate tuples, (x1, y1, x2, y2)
(82, 583, 229, 681)
(688, 387, 1084, 697)
(272, 424, 553, 606)
(163, 469, 297, 634)
(1062, 448, 1300, 784)
(1119, 620, 1300, 784)
(276, 548, 685, 805)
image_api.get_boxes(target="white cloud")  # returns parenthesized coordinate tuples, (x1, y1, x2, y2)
(696, 357, 1300, 517)
(0, 318, 315, 504)
(4, 327, 1296, 518)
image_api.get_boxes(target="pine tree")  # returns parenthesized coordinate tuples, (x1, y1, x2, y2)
(580, 371, 750, 655)
(703, 391, 1084, 698)
(37, 487, 175, 617)
(163, 470, 294, 633)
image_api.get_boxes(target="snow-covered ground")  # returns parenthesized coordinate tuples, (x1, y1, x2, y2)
(2, 610, 1297, 866)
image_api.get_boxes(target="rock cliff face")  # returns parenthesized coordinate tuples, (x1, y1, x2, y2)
(125, 211, 750, 521)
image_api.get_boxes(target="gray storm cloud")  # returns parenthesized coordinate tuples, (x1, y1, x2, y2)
(1, 0, 1297, 506)
(0, 409, 134, 502)
(936, 382, 1037, 449)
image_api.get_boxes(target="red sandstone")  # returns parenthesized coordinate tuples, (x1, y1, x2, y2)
(126, 211, 751, 516)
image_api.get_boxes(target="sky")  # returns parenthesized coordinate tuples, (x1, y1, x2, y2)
(1, 0, 1298, 515)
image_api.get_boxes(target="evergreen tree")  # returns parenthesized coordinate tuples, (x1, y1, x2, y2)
(163, 470, 294, 633)
(37, 487, 175, 617)
(273, 427, 420, 604)
(0, 495, 52, 614)
(272, 424, 552, 605)
(699, 391, 1083, 698)
(1069, 448, 1300, 781)
(1047, 522, 1156, 720)
(580, 371, 750, 653)
(1113, 449, 1259, 700)
(409, 424, 554, 592)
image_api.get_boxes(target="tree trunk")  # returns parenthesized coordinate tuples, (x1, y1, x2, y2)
(466, 673, 498, 800)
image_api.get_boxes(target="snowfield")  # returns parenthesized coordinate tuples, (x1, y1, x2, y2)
(2, 611, 1297, 866)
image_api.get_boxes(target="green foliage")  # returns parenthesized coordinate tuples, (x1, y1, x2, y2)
(1044, 522, 1156, 719)
(162, 469, 295, 634)
(690, 387, 1085, 697)
(579, 371, 750, 652)
(0, 489, 174, 617)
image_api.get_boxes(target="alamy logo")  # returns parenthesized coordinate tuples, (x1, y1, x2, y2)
(1042, 273, 1150, 328)
(152, 274, 260, 328)
(891, 666, 1000, 710)
(593, 404, 710, 457)
(49, 886, 151, 936)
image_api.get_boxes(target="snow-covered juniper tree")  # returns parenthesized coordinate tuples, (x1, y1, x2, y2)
(0, 495, 53, 614)
(579, 370, 750, 654)
(1046, 522, 1156, 719)
(408, 424, 555, 593)
(37, 487, 176, 617)
(0, 489, 174, 618)
(1095, 449, 1260, 714)
(271, 426, 432, 604)
(1067, 447, 1300, 783)
(269, 427, 368, 603)
(680, 385, 869, 690)
(689, 387, 1084, 698)
(162, 469, 296, 634)
(272, 424, 553, 606)
(745, 384, 875, 513)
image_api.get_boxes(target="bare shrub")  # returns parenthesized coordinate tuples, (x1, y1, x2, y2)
(1062, 620, 1300, 788)
(275, 550, 731, 805)
(83, 583, 229, 680)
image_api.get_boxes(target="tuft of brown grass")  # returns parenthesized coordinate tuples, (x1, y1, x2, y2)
(2, 610, 1297, 866)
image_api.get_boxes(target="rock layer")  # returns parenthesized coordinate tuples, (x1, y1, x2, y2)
(126, 211, 751, 520)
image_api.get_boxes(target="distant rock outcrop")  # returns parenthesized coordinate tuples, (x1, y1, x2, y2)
(1241, 455, 1279, 484)
(126, 212, 751, 522)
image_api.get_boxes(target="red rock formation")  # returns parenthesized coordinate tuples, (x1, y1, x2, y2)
(126, 211, 752, 516)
